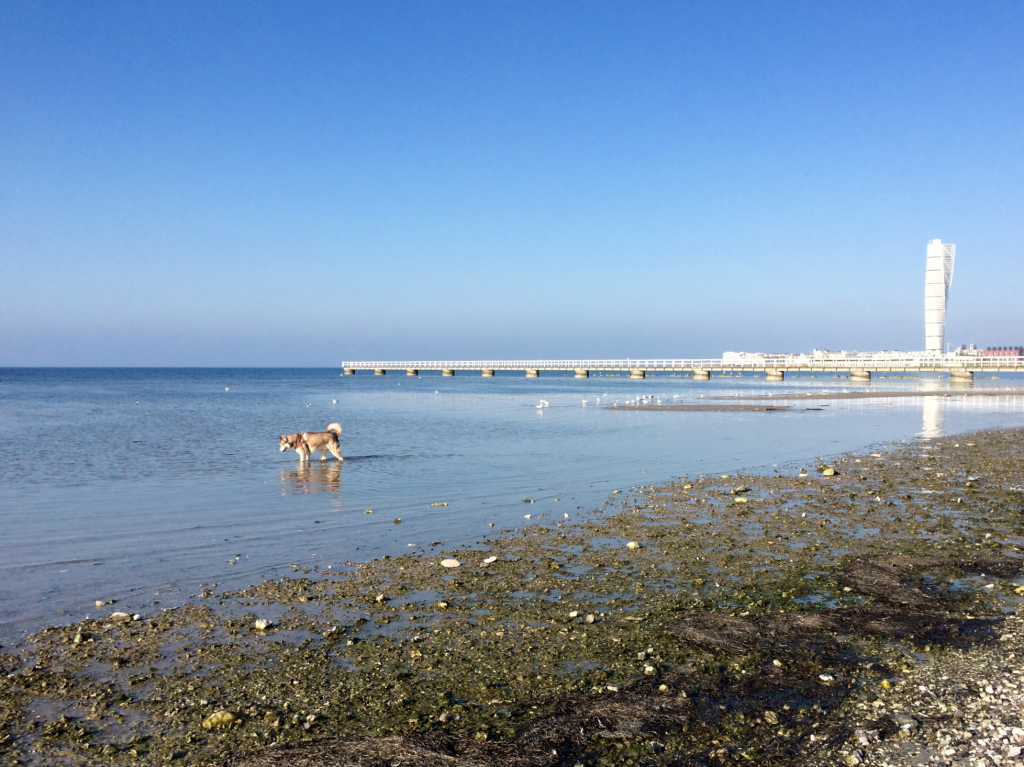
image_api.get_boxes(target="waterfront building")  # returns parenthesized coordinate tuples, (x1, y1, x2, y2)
(925, 239, 956, 353)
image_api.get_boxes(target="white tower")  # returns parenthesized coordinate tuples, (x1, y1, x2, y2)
(925, 239, 955, 354)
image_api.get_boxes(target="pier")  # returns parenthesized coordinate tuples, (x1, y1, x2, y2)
(341, 357, 1024, 380)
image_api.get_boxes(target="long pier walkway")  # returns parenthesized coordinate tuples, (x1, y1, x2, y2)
(341, 358, 1024, 381)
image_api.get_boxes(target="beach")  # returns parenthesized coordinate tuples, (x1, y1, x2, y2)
(2, 426, 1022, 766)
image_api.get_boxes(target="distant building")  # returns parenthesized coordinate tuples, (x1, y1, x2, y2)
(925, 239, 956, 353)
(983, 346, 1024, 357)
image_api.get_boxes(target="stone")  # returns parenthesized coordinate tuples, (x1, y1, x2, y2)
(644, 665, 657, 675)
(109, 612, 132, 622)
(375, 594, 387, 604)
(441, 559, 461, 568)
(202, 711, 237, 729)
(585, 614, 595, 624)
(823, 467, 836, 477)
(482, 556, 497, 565)
(524, 514, 532, 519)
(569, 611, 578, 618)
(626, 541, 640, 550)
(94, 600, 104, 608)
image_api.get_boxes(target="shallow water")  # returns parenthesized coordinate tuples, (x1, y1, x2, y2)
(1, 367, 1023, 641)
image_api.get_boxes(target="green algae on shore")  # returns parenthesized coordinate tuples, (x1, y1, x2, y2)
(1, 429, 1023, 766)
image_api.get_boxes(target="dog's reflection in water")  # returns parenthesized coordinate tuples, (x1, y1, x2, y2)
(280, 460, 341, 495)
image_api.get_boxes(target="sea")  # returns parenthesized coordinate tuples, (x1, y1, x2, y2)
(2, 367, 1023, 644)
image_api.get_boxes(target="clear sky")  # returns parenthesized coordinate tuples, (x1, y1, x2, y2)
(2, 1, 1022, 366)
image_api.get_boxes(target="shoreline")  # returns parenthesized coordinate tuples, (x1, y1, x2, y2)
(715, 388, 1024, 402)
(2, 428, 1023, 766)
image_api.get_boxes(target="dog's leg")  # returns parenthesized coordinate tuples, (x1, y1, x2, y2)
(330, 444, 343, 461)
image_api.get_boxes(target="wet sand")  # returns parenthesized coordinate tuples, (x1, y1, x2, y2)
(2, 429, 1023, 766)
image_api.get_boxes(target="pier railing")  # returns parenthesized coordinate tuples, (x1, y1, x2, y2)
(340, 357, 1024, 372)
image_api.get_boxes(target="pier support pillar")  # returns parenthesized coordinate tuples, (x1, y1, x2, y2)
(629, 369, 646, 379)
(525, 368, 540, 378)
(765, 370, 784, 381)
(373, 369, 387, 376)
(442, 369, 455, 377)
(850, 370, 872, 382)
(692, 369, 710, 380)
(481, 369, 495, 377)
(574, 369, 589, 378)
(343, 368, 356, 376)
(406, 369, 418, 376)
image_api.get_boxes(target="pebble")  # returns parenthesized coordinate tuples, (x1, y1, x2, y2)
(482, 556, 497, 565)
(585, 614, 595, 624)
(626, 541, 640, 550)
(253, 619, 272, 630)
(524, 514, 532, 519)
(94, 600, 104, 608)
(108, 612, 132, 622)
(569, 611, 578, 618)
(440, 559, 460, 568)
(823, 466, 836, 476)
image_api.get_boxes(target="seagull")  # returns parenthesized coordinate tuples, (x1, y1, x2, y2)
(306, 403, 312, 408)
(332, 399, 338, 404)
(225, 387, 230, 391)
(536, 402, 544, 409)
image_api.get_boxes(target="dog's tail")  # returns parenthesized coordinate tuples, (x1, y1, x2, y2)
(326, 423, 343, 436)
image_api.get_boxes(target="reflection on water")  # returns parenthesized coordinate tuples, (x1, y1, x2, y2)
(280, 461, 342, 498)
(922, 397, 944, 438)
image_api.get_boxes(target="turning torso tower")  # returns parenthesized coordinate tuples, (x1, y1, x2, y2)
(925, 239, 955, 354)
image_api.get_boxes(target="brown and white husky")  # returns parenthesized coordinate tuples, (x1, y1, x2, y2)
(279, 423, 343, 462)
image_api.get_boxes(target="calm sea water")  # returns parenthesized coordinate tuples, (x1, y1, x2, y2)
(2, 367, 1023, 642)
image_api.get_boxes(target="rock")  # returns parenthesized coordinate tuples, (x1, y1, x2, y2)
(524, 514, 532, 519)
(101, 744, 118, 756)
(202, 711, 237, 729)
(763, 710, 779, 725)
(644, 665, 657, 675)
(441, 559, 460, 568)
(823, 467, 836, 477)
(773, 659, 783, 667)
(94, 600, 104, 608)
(626, 541, 640, 550)
(658, 684, 669, 692)
(482, 556, 497, 564)
(845, 750, 863, 765)
(254, 619, 272, 631)
(854, 729, 880, 746)
(436, 602, 448, 609)
(569, 611, 578, 618)
(109, 612, 132, 622)
(430, 502, 448, 507)
(394, 518, 402, 524)
(734, 497, 748, 504)
(735, 485, 749, 493)
(585, 614, 595, 624)
(819, 673, 835, 683)
(375, 594, 387, 603)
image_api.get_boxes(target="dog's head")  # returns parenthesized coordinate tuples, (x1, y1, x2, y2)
(279, 434, 300, 452)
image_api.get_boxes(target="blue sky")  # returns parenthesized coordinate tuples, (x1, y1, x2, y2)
(2, 1, 1022, 365)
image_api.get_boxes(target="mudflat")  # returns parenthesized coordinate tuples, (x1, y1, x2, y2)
(2, 429, 1022, 766)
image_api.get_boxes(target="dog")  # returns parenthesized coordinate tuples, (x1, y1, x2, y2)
(279, 423, 343, 462)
